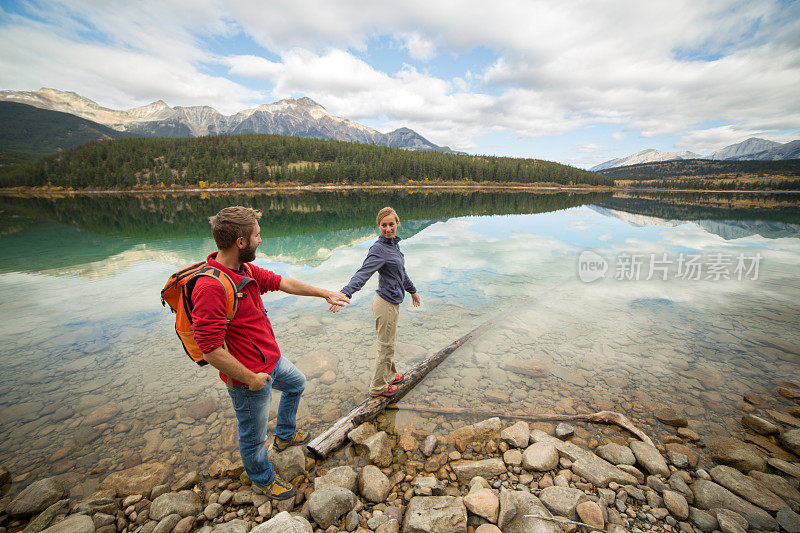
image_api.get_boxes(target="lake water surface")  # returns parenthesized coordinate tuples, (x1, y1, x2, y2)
(1, 189, 799, 497)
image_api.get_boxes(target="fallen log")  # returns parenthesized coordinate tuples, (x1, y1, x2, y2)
(389, 403, 654, 447)
(307, 320, 497, 458)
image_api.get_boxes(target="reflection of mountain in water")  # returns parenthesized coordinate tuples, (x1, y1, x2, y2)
(259, 219, 438, 267)
(589, 205, 800, 240)
(0, 190, 608, 274)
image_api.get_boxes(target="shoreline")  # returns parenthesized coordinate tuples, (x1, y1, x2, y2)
(1, 387, 799, 533)
(2, 183, 800, 197)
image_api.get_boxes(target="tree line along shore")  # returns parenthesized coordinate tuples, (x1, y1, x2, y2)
(0, 134, 611, 190)
(2, 133, 798, 191)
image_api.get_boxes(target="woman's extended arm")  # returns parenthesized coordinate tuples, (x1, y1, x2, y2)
(330, 250, 384, 312)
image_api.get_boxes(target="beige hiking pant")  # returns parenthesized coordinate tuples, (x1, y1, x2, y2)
(371, 293, 399, 394)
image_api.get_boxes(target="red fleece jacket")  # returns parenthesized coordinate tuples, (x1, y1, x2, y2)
(191, 252, 282, 386)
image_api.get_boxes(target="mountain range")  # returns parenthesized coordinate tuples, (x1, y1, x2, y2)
(0, 87, 452, 153)
(591, 137, 800, 171)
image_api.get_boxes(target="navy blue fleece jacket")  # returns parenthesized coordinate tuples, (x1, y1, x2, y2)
(341, 235, 416, 304)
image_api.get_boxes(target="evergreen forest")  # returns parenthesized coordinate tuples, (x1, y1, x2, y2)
(0, 133, 612, 188)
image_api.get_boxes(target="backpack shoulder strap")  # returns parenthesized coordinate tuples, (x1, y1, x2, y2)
(191, 266, 240, 323)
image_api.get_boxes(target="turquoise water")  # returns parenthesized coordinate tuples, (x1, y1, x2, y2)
(0, 190, 798, 496)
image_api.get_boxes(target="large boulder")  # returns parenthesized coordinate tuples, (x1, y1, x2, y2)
(464, 487, 499, 523)
(251, 511, 312, 533)
(529, 430, 636, 487)
(709, 437, 766, 473)
(445, 418, 502, 443)
(40, 514, 94, 533)
(348, 422, 377, 445)
(402, 496, 467, 533)
(780, 429, 800, 455)
(149, 491, 203, 520)
(522, 442, 559, 472)
(307, 486, 357, 529)
(576, 500, 604, 530)
(662, 490, 689, 520)
(363, 431, 393, 467)
(6, 477, 64, 517)
(691, 479, 778, 530)
(450, 459, 506, 484)
(99, 462, 173, 497)
(314, 465, 358, 493)
(741, 414, 780, 436)
(538, 486, 589, 520)
(595, 443, 635, 466)
(777, 507, 800, 533)
(20, 499, 68, 532)
(501, 422, 530, 449)
(630, 441, 670, 477)
(502, 491, 561, 533)
(709, 465, 786, 512)
(748, 471, 800, 503)
(271, 445, 306, 481)
(359, 465, 391, 503)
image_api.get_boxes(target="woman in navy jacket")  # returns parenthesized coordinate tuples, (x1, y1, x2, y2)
(332, 207, 421, 397)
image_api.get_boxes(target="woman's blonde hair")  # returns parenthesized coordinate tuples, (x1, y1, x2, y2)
(376, 206, 399, 225)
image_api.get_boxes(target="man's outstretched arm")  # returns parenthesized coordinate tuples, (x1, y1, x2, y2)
(279, 277, 350, 307)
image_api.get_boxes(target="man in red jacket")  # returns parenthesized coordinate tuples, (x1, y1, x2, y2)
(192, 206, 349, 500)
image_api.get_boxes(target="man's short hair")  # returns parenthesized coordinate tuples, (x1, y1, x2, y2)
(376, 207, 399, 225)
(209, 206, 262, 250)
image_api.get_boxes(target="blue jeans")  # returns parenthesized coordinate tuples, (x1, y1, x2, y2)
(226, 356, 306, 486)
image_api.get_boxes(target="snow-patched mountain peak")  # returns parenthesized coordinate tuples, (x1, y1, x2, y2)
(125, 100, 174, 120)
(706, 137, 782, 160)
(0, 88, 451, 152)
(591, 149, 700, 171)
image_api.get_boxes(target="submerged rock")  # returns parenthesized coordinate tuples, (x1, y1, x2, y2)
(709, 437, 767, 473)
(99, 462, 172, 497)
(7, 477, 64, 517)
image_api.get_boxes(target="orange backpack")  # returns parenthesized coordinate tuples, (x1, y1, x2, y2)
(160, 261, 251, 366)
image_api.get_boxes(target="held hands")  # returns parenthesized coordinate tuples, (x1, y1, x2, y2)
(326, 291, 350, 313)
(411, 292, 422, 307)
(249, 372, 272, 391)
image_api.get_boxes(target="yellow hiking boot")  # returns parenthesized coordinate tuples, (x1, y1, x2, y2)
(272, 429, 311, 452)
(252, 476, 296, 501)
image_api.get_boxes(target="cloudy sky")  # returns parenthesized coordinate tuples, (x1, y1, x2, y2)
(1, 0, 799, 168)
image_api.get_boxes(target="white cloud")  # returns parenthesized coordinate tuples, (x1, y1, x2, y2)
(0, 0, 798, 156)
(576, 143, 602, 154)
(400, 32, 437, 62)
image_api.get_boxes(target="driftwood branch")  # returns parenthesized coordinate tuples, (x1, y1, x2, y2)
(307, 319, 498, 458)
(389, 403, 654, 447)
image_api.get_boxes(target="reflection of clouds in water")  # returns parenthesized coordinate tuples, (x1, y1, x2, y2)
(38, 245, 196, 279)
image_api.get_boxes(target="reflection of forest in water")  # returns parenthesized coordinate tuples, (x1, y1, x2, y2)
(0, 190, 611, 272)
(597, 192, 800, 224)
(2, 189, 799, 273)
(0, 190, 610, 239)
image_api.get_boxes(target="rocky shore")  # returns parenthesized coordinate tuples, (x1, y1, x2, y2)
(1, 384, 800, 533)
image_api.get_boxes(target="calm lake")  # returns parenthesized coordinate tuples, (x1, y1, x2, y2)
(1, 189, 799, 497)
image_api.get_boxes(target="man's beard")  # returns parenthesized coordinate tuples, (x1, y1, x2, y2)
(238, 242, 257, 263)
